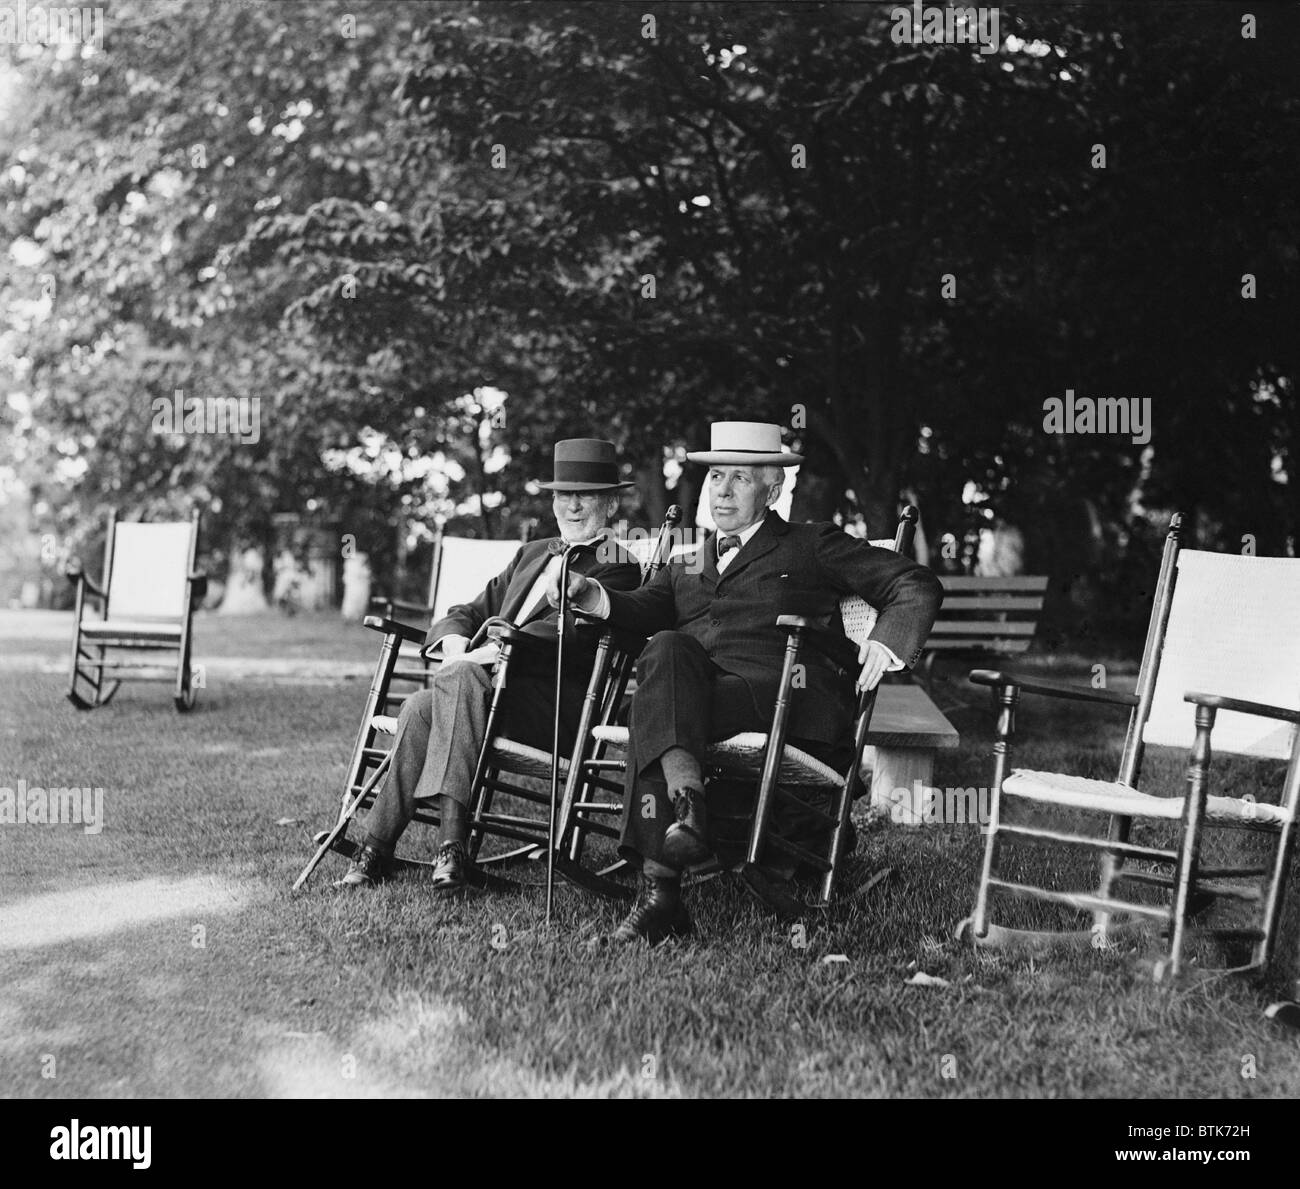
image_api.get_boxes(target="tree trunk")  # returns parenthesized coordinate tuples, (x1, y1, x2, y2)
(634, 459, 668, 527)
(217, 546, 269, 614)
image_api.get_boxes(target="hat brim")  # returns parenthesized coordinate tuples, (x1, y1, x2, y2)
(537, 480, 636, 492)
(686, 451, 803, 467)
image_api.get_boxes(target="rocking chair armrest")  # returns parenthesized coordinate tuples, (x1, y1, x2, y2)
(64, 566, 106, 600)
(1183, 691, 1300, 725)
(598, 625, 650, 658)
(487, 625, 554, 657)
(189, 570, 208, 600)
(361, 615, 428, 646)
(776, 615, 859, 672)
(969, 669, 1139, 707)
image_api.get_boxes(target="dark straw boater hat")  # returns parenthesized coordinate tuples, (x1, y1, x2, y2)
(537, 438, 635, 492)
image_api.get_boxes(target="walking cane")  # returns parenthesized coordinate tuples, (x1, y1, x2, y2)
(544, 509, 683, 920)
(546, 539, 594, 924)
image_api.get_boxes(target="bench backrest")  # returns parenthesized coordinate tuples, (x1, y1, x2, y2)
(925, 575, 1048, 656)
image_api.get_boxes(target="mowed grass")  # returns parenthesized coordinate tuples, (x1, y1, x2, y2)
(2, 626, 1299, 1098)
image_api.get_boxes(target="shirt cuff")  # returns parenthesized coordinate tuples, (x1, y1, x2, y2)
(871, 641, 905, 672)
(573, 582, 610, 620)
(423, 633, 470, 660)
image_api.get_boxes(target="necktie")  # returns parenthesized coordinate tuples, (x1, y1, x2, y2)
(718, 534, 742, 559)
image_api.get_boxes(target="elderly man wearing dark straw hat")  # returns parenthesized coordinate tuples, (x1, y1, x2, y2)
(337, 438, 642, 892)
(552, 421, 943, 943)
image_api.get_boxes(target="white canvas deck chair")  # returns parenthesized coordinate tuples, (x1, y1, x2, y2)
(65, 509, 206, 712)
(961, 513, 1300, 980)
(369, 530, 530, 626)
(294, 532, 526, 889)
(575, 508, 920, 910)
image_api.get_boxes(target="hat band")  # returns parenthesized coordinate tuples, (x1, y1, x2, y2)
(705, 447, 789, 455)
(551, 460, 621, 484)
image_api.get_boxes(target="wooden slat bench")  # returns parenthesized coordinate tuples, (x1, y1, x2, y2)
(918, 575, 1049, 691)
(861, 684, 960, 825)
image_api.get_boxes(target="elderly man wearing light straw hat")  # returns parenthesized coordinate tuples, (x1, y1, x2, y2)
(553, 421, 943, 943)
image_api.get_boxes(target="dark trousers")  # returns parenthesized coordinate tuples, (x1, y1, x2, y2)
(617, 631, 770, 868)
(364, 659, 582, 853)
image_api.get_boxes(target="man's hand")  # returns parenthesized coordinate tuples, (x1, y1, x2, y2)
(455, 641, 502, 668)
(547, 570, 599, 613)
(856, 639, 892, 693)
(439, 635, 470, 658)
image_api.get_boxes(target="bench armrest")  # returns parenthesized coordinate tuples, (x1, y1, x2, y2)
(1183, 691, 1300, 725)
(969, 668, 1138, 707)
(362, 615, 428, 647)
(776, 614, 859, 672)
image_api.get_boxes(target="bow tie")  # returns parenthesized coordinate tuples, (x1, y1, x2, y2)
(717, 534, 742, 558)
(549, 534, 606, 557)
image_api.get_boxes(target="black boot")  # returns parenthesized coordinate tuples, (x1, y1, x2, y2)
(335, 842, 389, 888)
(609, 873, 693, 945)
(662, 787, 711, 868)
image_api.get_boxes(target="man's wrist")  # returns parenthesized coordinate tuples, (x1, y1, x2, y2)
(870, 640, 904, 671)
(572, 581, 610, 619)
(425, 633, 470, 660)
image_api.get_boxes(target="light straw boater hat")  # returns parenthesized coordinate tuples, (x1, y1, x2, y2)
(686, 421, 803, 467)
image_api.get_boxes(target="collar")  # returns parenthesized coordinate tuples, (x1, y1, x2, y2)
(548, 532, 608, 555)
(718, 518, 766, 553)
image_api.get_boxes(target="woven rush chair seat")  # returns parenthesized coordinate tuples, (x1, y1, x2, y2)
(489, 738, 571, 781)
(591, 725, 842, 787)
(1003, 769, 1290, 826)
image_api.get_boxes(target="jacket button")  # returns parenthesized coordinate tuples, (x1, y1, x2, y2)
(710, 618, 720, 627)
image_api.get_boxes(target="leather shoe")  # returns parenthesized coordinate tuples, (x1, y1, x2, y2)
(609, 874, 693, 945)
(335, 842, 388, 888)
(430, 840, 469, 892)
(662, 787, 711, 868)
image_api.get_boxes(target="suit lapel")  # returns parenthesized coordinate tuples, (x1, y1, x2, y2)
(501, 542, 553, 623)
(716, 512, 782, 584)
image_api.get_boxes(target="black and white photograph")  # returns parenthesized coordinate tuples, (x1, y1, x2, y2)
(2, 0, 1299, 1142)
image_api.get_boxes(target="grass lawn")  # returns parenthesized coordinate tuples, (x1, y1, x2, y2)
(2, 613, 1299, 1098)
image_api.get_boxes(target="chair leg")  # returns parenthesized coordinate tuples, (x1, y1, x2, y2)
(174, 640, 196, 712)
(1253, 811, 1297, 971)
(971, 682, 1017, 937)
(1093, 813, 1133, 942)
(1166, 705, 1215, 979)
(745, 634, 802, 870)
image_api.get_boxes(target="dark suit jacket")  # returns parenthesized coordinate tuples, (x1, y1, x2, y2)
(426, 537, 643, 677)
(603, 511, 944, 745)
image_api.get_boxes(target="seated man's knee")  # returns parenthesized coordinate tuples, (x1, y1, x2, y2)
(430, 660, 490, 694)
(397, 687, 435, 727)
(641, 630, 702, 664)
